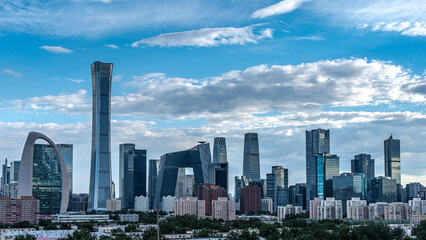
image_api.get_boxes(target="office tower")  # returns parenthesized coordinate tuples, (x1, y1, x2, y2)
(119, 143, 147, 210)
(1, 159, 9, 194)
(197, 183, 227, 215)
(213, 137, 227, 163)
(134, 195, 149, 212)
(332, 173, 364, 213)
(277, 205, 302, 220)
(209, 162, 229, 193)
(148, 159, 160, 209)
(351, 154, 375, 202)
(17, 132, 69, 214)
(162, 196, 177, 212)
(371, 176, 397, 203)
(4, 181, 18, 199)
(89, 61, 113, 211)
(243, 133, 260, 181)
(240, 185, 262, 213)
(406, 182, 423, 201)
(234, 176, 249, 204)
(306, 129, 330, 207)
(174, 197, 206, 219)
(9, 161, 20, 182)
(309, 197, 343, 219)
(315, 153, 339, 199)
(212, 197, 236, 221)
(0, 196, 39, 224)
(266, 166, 289, 212)
(289, 183, 307, 210)
(384, 135, 401, 184)
(69, 193, 89, 212)
(57, 144, 73, 211)
(261, 198, 273, 213)
(176, 168, 195, 199)
(153, 142, 212, 209)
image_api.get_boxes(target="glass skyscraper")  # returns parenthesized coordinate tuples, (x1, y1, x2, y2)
(57, 144, 73, 205)
(89, 61, 113, 211)
(148, 159, 160, 209)
(384, 135, 401, 185)
(351, 153, 374, 201)
(306, 129, 330, 206)
(332, 172, 364, 212)
(243, 133, 260, 181)
(213, 137, 227, 163)
(266, 166, 289, 212)
(371, 176, 397, 203)
(315, 153, 339, 199)
(119, 143, 147, 210)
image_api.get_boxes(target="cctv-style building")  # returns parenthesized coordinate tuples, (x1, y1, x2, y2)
(17, 132, 69, 214)
(153, 143, 212, 209)
(88, 61, 113, 211)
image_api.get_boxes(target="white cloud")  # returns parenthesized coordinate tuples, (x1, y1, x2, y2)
(65, 78, 85, 83)
(369, 21, 426, 37)
(113, 75, 123, 82)
(131, 25, 274, 48)
(40, 46, 73, 54)
(3, 69, 22, 77)
(251, 0, 310, 19)
(293, 35, 324, 40)
(104, 44, 119, 49)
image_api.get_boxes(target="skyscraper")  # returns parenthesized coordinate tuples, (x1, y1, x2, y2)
(89, 61, 113, 211)
(351, 154, 374, 201)
(306, 129, 330, 207)
(234, 176, 249, 204)
(119, 143, 147, 210)
(57, 144, 73, 210)
(148, 159, 160, 209)
(266, 166, 289, 212)
(9, 161, 20, 182)
(314, 153, 339, 199)
(243, 133, 260, 181)
(213, 137, 227, 163)
(384, 135, 401, 185)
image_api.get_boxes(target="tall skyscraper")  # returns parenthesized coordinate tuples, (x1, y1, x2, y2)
(306, 129, 330, 207)
(351, 154, 374, 201)
(266, 166, 289, 212)
(243, 133, 260, 181)
(315, 153, 339, 199)
(1, 159, 10, 194)
(119, 143, 147, 210)
(57, 144, 73, 210)
(234, 176, 249, 204)
(213, 137, 227, 163)
(89, 61, 113, 211)
(148, 159, 160, 209)
(371, 176, 397, 203)
(9, 161, 20, 182)
(384, 135, 401, 184)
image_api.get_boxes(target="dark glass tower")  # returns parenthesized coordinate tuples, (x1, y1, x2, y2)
(243, 133, 260, 181)
(148, 159, 160, 209)
(384, 135, 401, 185)
(57, 144, 73, 211)
(213, 137, 227, 163)
(306, 129, 330, 207)
(351, 153, 374, 201)
(119, 143, 147, 210)
(88, 61, 113, 211)
(266, 166, 289, 212)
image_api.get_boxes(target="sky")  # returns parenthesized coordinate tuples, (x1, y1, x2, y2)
(0, 0, 425, 195)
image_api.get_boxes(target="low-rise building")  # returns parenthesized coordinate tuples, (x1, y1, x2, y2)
(0, 196, 39, 224)
(50, 214, 110, 222)
(1, 230, 108, 240)
(277, 205, 302, 220)
(310, 197, 343, 219)
(174, 197, 205, 219)
(119, 214, 139, 222)
(134, 196, 149, 212)
(212, 197, 235, 221)
(261, 198, 273, 213)
(106, 198, 121, 212)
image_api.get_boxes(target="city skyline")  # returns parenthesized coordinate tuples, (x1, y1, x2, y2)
(0, 0, 425, 195)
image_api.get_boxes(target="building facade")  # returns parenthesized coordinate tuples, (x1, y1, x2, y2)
(277, 205, 302, 220)
(384, 203, 412, 221)
(134, 195, 149, 212)
(213, 137, 227, 163)
(243, 133, 260, 181)
(261, 198, 273, 213)
(310, 197, 343, 219)
(266, 166, 289, 212)
(106, 198, 121, 212)
(162, 196, 177, 212)
(174, 197, 205, 219)
(289, 183, 307, 210)
(346, 197, 370, 220)
(240, 186, 262, 213)
(351, 154, 374, 202)
(234, 176, 250, 205)
(89, 61, 113, 211)
(333, 173, 364, 212)
(9, 161, 20, 182)
(212, 197, 235, 221)
(409, 198, 426, 214)
(0, 196, 39, 224)
(371, 176, 397, 203)
(406, 182, 423, 201)
(384, 135, 401, 185)
(197, 183, 227, 215)
(148, 159, 160, 209)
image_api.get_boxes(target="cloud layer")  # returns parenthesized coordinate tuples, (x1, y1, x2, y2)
(251, 0, 310, 19)
(40, 46, 73, 54)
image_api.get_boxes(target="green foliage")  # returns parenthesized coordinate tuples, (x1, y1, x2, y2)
(142, 227, 158, 240)
(413, 220, 426, 240)
(15, 234, 36, 240)
(124, 223, 137, 232)
(66, 229, 95, 240)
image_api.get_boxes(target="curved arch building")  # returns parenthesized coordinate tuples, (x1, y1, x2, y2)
(17, 132, 69, 214)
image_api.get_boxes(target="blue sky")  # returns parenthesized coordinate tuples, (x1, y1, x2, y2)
(0, 0, 425, 194)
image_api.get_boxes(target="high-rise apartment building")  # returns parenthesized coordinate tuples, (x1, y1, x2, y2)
(162, 196, 177, 212)
(212, 197, 235, 221)
(134, 195, 149, 212)
(197, 183, 227, 215)
(351, 153, 374, 201)
(148, 159, 159, 209)
(106, 198, 121, 212)
(310, 197, 343, 219)
(384, 135, 401, 184)
(243, 133, 260, 181)
(89, 61, 113, 211)
(346, 197, 369, 220)
(306, 129, 330, 208)
(119, 143, 147, 210)
(213, 137, 227, 163)
(0, 196, 39, 224)
(384, 203, 412, 221)
(174, 197, 205, 219)
(240, 185, 262, 213)
(277, 205, 302, 220)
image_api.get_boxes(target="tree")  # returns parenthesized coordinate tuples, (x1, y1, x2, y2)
(15, 234, 36, 240)
(66, 229, 95, 240)
(413, 220, 426, 240)
(142, 227, 158, 240)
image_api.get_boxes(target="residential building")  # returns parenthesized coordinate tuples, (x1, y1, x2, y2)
(306, 129, 330, 209)
(212, 197, 235, 221)
(162, 195, 177, 212)
(119, 143, 147, 210)
(351, 154, 374, 202)
(346, 197, 370, 220)
(0, 196, 39, 224)
(412, 212, 426, 225)
(261, 198, 273, 213)
(197, 183, 227, 215)
(240, 186, 262, 213)
(153, 143, 211, 209)
(106, 198, 121, 212)
(409, 198, 426, 214)
(310, 197, 343, 219)
(277, 205, 302, 220)
(243, 133, 260, 181)
(148, 159, 160, 209)
(174, 197, 205, 219)
(384, 135, 401, 185)
(89, 61, 113, 211)
(369, 202, 390, 219)
(134, 195, 149, 212)
(371, 176, 397, 203)
(119, 214, 139, 222)
(17, 132, 69, 215)
(384, 203, 412, 221)
(234, 176, 249, 204)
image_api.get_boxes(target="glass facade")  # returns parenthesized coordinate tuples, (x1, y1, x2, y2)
(235, 176, 249, 203)
(332, 173, 364, 212)
(371, 176, 397, 203)
(243, 133, 260, 181)
(153, 143, 212, 209)
(57, 144, 73, 205)
(384, 136, 401, 184)
(266, 166, 289, 212)
(33, 144, 63, 215)
(148, 159, 159, 209)
(89, 61, 113, 211)
(213, 137, 227, 163)
(315, 153, 339, 199)
(351, 154, 374, 202)
(10, 161, 20, 182)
